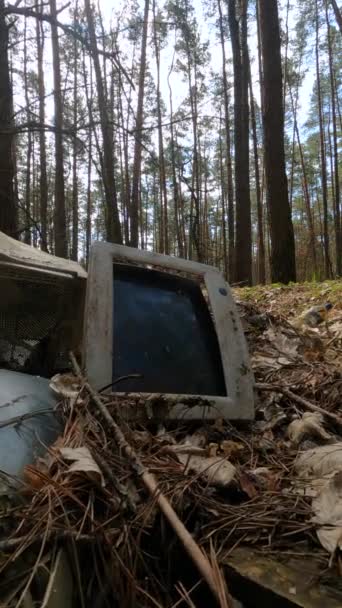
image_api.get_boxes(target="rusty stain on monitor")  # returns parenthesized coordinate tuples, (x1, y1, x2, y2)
(84, 243, 254, 421)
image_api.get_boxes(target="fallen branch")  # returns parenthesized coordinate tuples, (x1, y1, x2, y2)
(255, 382, 342, 425)
(70, 353, 233, 608)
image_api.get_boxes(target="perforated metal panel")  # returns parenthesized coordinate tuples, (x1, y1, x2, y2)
(0, 263, 84, 377)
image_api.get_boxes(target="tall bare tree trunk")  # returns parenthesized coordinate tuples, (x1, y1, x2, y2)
(153, 0, 169, 254)
(84, 0, 122, 244)
(131, 0, 149, 247)
(258, 0, 296, 283)
(36, 13, 48, 251)
(326, 1, 341, 275)
(217, 0, 234, 281)
(168, 49, 183, 258)
(228, 0, 251, 285)
(0, 0, 17, 237)
(315, 0, 331, 278)
(290, 88, 318, 277)
(71, 7, 78, 261)
(50, 0, 67, 257)
(23, 15, 32, 245)
(249, 66, 265, 284)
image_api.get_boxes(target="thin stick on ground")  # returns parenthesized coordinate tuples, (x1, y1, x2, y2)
(255, 381, 342, 425)
(70, 352, 233, 608)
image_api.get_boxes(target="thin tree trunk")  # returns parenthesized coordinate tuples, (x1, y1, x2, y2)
(86, 128, 92, 266)
(153, 0, 169, 254)
(217, 0, 234, 281)
(50, 0, 67, 257)
(131, 0, 149, 247)
(23, 15, 32, 245)
(228, 0, 251, 285)
(0, 0, 17, 237)
(326, 1, 341, 275)
(289, 87, 318, 277)
(249, 65, 265, 284)
(168, 50, 183, 258)
(258, 0, 296, 283)
(219, 127, 228, 279)
(315, 0, 331, 278)
(84, 0, 122, 244)
(36, 13, 48, 251)
(71, 5, 78, 261)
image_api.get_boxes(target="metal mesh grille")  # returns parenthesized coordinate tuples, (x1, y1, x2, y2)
(0, 265, 76, 376)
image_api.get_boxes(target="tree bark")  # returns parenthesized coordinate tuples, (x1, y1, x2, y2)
(50, 0, 67, 257)
(258, 0, 296, 283)
(315, 0, 331, 278)
(36, 12, 48, 251)
(84, 0, 122, 244)
(71, 5, 78, 261)
(153, 0, 169, 254)
(249, 64, 265, 284)
(130, 0, 149, 247)
(0, 0, 17, 237)
(217, 0, 234, 281)
(228, 0, 252, 285)
(326, 1, 341, 276)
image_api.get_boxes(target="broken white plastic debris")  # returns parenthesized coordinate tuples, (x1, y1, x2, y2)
(287, 412, 331, 445)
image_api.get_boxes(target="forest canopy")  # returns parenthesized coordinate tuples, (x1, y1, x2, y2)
(0, 0, 341, 285)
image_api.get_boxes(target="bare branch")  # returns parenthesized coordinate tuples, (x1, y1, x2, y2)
(3, 4, 134, 87)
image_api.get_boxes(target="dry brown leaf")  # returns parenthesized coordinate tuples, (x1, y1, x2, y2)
(239, 472, 258, 498)
(312, 471, 342, 554)
(287, 413, 331, 445)
(220, 440, 244, 459)
(60, 446, 105, 487)
(296, 443, 342, 479)
(23, 464, 51, 491)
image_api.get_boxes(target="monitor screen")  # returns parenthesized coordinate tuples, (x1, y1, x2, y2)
(112, 264, 226, 396)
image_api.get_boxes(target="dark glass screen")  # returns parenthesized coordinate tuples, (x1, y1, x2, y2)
(112, 264, 226, 395)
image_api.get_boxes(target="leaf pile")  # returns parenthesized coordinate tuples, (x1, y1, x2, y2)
(1, 282, 342, 606)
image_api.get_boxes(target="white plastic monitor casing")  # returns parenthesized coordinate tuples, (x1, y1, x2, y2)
(84, 243, 254, 421)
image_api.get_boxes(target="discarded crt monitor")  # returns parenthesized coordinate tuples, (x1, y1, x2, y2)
(84, 243, 254, 421)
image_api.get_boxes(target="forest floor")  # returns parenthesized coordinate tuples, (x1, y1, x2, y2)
(3, 280, 342, 607)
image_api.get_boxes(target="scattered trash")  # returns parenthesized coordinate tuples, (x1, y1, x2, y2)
(287, 412, 331, 444)
(2, 283, 342, 607)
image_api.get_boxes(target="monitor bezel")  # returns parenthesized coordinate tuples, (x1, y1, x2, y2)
(84, 242, 254, 420)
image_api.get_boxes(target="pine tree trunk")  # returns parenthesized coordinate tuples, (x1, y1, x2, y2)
(0, 0, 17, 237)
(36, 13, 48, 251)
(315, 0, 331, 278)
(71, 9, 78, 261)
(249, 66, 265, 284)
(326, 1, 341, 275)
(86, 126, 92, 267)
(84, 0, 122, 244)
(217, 0, 234, 281)
(131, 0, 149, 248)
(219, 129, 228, 279)
(50, 0, 67, 257)
(228, 0, 251, 285)
(168, 57, 183, 258)
(23, 16, 32, 245)
(258, 0, 296, 284)
(153, 1, 169, 254)
(290, 88, 318, 277)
